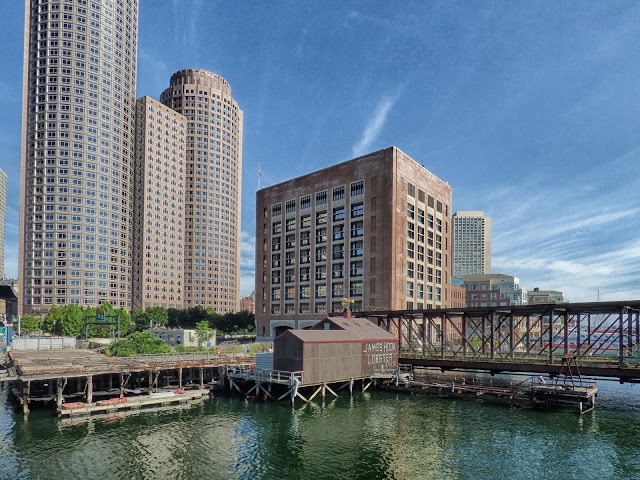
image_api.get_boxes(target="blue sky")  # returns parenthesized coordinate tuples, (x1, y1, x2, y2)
(2, 1, 640, 302)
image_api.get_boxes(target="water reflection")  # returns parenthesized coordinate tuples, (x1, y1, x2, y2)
(0, 383, 639, 479)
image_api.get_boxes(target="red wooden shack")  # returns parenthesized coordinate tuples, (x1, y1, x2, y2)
(273, 316, 399, 385)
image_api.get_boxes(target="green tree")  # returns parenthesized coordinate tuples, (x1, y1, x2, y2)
(195, 320, 215, 348)
(61, 305, 84, 337)
(132, 309, 151, 331)
(42, 305, 64, 334)
(108, 331, 171, 357)
(20, 314, 40, 335)
(146, 307, 168, 328)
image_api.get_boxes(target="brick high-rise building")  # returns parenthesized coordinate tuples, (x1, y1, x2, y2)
(19, 0, 139, 314)
(132, 97, 186, 310)
(452, 211, 492, 277)
(255, 147, 453, 339)
(160, 69, 243, 314)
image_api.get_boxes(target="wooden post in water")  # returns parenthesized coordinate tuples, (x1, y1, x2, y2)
(22, 380, 30, 415)
(199, 368, 204, 389)
(178, 367, 183, 389)
(57, 378, 64, 409)
(120, 373, 124, 398)
(86, 375, 93, 404)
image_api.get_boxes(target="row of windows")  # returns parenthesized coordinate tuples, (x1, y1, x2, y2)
(270, 182, 364, 217)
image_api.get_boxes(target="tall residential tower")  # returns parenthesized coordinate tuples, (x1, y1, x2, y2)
(19, 0, 139, 314)
(132, 96, 186, 310)
(452, 211, 491, 277)
(161, 69, 243, 313)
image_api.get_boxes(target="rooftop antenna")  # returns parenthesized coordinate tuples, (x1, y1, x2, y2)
(258, 163, 261, 190)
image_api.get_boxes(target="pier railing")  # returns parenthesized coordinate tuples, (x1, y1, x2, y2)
(226, 366, 303, 385)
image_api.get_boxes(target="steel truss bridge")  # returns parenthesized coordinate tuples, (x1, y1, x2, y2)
(356, 301, 640, 382)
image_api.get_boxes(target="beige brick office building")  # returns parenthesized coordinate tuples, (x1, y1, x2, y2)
(19, 0, 139, 314)
(161, 69, 243, 314)
(255, 147, 453, 339)
(132, 97, 186, 310)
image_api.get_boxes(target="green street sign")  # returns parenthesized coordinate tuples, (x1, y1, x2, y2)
(96, 309, 105, 323)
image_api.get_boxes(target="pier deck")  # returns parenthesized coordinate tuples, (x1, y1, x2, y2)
(2, 349, 253, 415)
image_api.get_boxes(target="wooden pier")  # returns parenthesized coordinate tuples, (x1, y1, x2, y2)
(382, 368, 598, 413)
(1, 349, 253, 415)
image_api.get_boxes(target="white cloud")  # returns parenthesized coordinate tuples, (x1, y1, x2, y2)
(352, 95, 397, 157)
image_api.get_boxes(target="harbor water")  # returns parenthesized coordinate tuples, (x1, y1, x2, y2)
(0, 381, 639, 480)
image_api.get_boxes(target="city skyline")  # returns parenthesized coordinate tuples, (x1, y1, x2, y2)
(3, 2, 640, 302)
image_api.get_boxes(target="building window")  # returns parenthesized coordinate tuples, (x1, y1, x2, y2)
(316, 191, 327, 206)
(350, 260, 363, 277)
(315, 265, 327, 280)
(407, 242, 414, 259)
(315, 246, 327, 262)
(418, 209, 424, 225)
(272, 204, 281, 216)
(299, 266, 310, 282)
(300, 215, 311, 229)
(285, 199, 296, 214)
(350, 180, 364, 197)
(271, 287, 281, 301)
(285, 234, 295, 249)
(407, 222, 414, 239)
(332, 282, 344, 297)
(333, 206, 345, 222)
(407, 203, 414, 219)
(333, 185, 345, 201)
(315, 284, 327, 298)
(332, 263, 344, 279)
(332, 244, 345, 260)
(271, 254, 281, 268)
(285, 286, 295, 300)
(315, 302, 327, 314)
(316, 211, 328, 225)
(350, 280, 363, 297)
(407, 281, 414, 297)
(407, 261, 414, 278)
(316, 227, 327, 243)
(286, 218, 296, 232)
(408, 183, 415, 197)
(350, 240, 363, 257)
(300, 249, 310, 264)
(272, 222, 281, 235)
(351, 203, 364, 218)
(272, 237, 281, 251)
(351, 220, 364, 238)
(333, 224, 345, 241)
(285, 269, 295, 283)
(270, 304, 281, 315)
(299, 285, 310, 299)
(300, 195, 311, 210)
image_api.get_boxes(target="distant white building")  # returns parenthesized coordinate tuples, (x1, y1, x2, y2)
(146, 328, 215, 348)
(452, 211, 492, 277)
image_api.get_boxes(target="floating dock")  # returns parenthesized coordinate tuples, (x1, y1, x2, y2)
(59, 389, 210, 418)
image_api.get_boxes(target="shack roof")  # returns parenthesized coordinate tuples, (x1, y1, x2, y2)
(275, 317, 397, 343)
